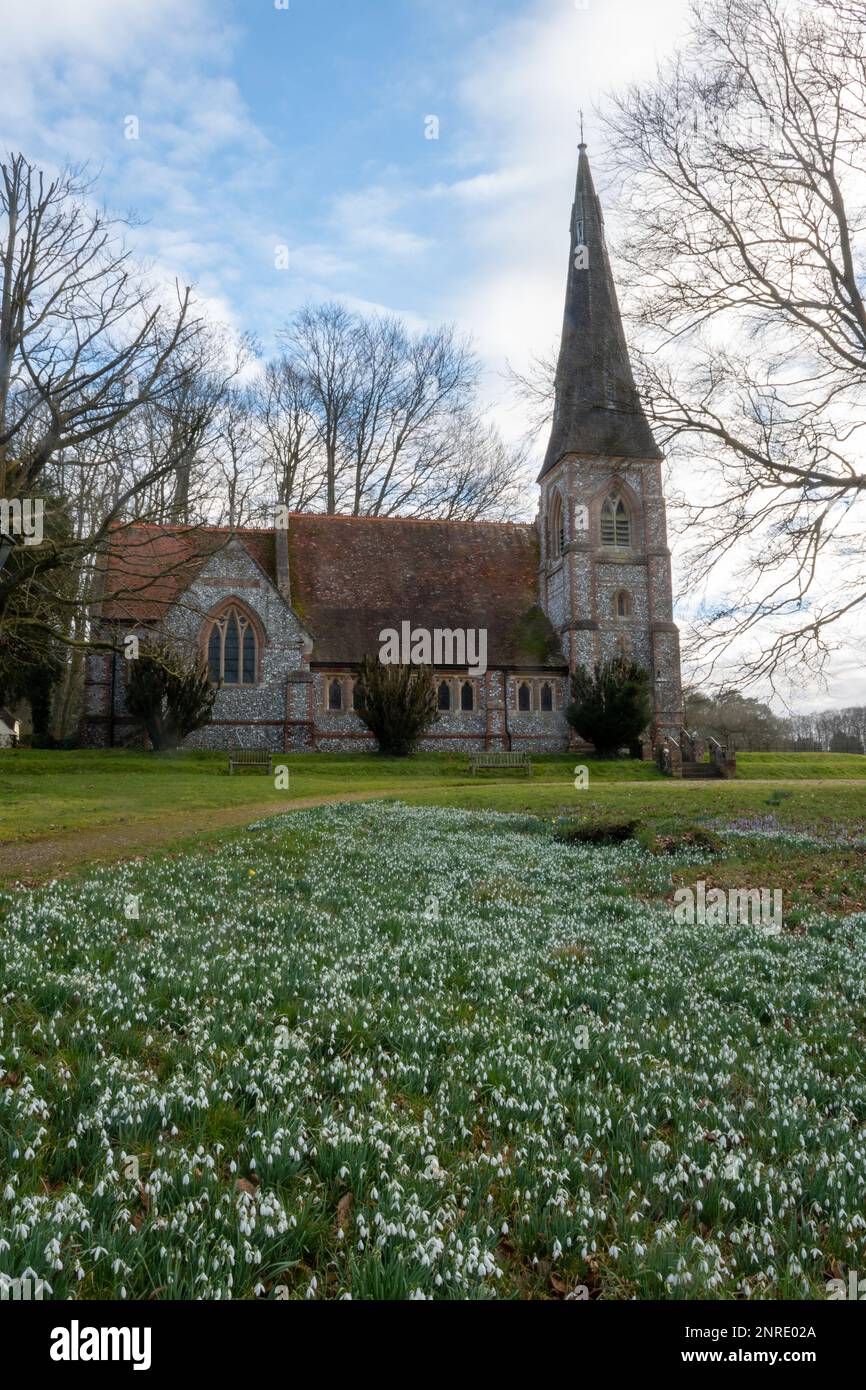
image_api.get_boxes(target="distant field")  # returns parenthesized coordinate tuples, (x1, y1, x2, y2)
(733, 752, 866, 779)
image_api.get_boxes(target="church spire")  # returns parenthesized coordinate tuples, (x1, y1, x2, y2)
(538, 143, 661, 479)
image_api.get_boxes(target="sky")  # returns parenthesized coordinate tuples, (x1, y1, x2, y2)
(0, 0, 694, 387)
(0, 0, 861, 709)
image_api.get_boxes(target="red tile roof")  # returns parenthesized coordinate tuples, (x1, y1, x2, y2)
(97, 525, 276, 621)
(98, 515, 564, 669)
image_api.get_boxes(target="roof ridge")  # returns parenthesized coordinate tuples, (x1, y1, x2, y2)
(289, 512, 534, 529)
(114, 514, 535, 533)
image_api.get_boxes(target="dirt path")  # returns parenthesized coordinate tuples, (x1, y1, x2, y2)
(2, 776, 863, 887)
(0, 790, 401, 886)
(0, 777, 569, 883)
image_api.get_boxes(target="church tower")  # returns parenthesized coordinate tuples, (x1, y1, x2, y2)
(538, 142, 683, 739)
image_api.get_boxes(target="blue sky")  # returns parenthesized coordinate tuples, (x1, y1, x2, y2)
(0, 0, 693, 409)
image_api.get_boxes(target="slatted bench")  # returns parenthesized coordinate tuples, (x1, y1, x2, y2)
(468, 751, 532, 777)
(227, 750, 274, 776)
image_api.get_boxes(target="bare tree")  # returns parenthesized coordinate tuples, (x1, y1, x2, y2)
(599, 0, 866, 690)
(253, 357, 322, 513)
(0, 152, 203, 618)
(274, 302, 520, 520)
(280, 303, 359, 513)
(348, 318, 479, 516)
(503, 347, 558, 446)
(210, 386, 267, 528)
(404, 412, 528, 521)
(122, 328, 257, 526)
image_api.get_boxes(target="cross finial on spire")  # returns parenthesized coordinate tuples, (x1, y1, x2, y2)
(579, 109, 585, 146)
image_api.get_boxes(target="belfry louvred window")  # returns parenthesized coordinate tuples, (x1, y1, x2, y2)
(601, 496, 631, 548)
(206, 605, 259, 685)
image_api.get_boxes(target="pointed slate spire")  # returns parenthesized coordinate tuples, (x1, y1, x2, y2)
(539, 143, 661, 479)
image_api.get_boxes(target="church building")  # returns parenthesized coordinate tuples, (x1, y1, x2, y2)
(81, 145, 683, 753)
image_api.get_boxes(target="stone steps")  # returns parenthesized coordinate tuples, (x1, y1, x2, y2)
(681, 762, 724, 779)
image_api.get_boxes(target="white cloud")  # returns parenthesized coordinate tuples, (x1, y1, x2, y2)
(331, 186, 434, 259)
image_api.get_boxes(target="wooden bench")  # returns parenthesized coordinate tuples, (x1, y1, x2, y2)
(227, 750, 274, 776)
(468, 751, 532, 777)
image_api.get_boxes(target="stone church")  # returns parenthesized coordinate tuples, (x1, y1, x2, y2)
(81, 145, 683, 754)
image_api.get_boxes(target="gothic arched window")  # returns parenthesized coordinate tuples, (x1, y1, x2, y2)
(548, 492, 565, 558)
(438, 681, 451, 711)
(614, 590, 632, 618)
(601, 495, 631, 548)
(517, 681, 531, 712)
(205, 604, 260, 686)
(540, 681, 554, 712)
(328, 679, 343, 710)
(461, 680, 474, 712)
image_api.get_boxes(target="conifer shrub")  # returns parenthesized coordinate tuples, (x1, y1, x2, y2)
(353, 658, 438, 756)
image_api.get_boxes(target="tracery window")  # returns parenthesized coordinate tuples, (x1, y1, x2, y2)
(206, 604, 259, 685)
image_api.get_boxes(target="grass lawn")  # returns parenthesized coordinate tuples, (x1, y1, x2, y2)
(1, 800, 864, 1300)
(0, 744, 667, 836)
(0, 747, 864, 865)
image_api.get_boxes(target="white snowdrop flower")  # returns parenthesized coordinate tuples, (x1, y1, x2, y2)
(3, 1184, 14, 1201)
